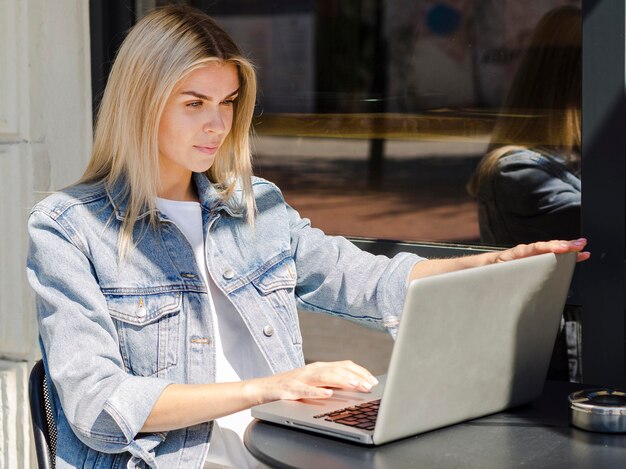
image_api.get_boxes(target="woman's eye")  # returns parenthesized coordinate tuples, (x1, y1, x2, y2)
(187, 101, 203, 108)
(222, 98, 235, 106)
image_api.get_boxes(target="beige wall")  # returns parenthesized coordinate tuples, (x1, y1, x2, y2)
(0, 1, 91, 466)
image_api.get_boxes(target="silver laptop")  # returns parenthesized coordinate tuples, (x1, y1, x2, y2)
(251, 252, 577, 445)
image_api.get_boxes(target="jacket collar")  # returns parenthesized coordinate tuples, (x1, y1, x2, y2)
(192, 172, 243, 217)
(105, 172, 244, 222)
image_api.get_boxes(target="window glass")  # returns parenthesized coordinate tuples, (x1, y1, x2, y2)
(137, 0, 582, 246)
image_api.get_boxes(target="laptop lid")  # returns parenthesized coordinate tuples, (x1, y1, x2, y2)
(252, 252, 577, 445)
(374, 251, 577, 444)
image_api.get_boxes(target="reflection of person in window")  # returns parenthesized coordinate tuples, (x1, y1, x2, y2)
(468, 6, 581, 246)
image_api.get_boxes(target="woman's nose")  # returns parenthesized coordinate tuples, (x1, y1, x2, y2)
(202, 109, 226, 134)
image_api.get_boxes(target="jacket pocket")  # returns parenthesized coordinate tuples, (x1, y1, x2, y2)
(106, 291, 182, 377)
(252, 258, 302, 345)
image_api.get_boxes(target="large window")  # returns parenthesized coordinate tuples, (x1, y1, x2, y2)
(97, 0, 626, 386)
(132, 0, 582, 246)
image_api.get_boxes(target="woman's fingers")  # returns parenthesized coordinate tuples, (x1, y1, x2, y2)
(575, 250, 591, 262)
(496, 238, 590, 263)
(257, 361, 379, 402)
(306, 360, 378, 391)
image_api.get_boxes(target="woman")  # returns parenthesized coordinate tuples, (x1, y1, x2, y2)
(27, 5, 588, 468)
(468, 6, 581, 246)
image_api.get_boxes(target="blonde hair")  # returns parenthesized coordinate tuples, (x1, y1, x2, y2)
(468, 6, 581, 197)
(82, 5, 257, 256)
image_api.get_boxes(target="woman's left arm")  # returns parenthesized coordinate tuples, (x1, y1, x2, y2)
(409, 238, 590, 281)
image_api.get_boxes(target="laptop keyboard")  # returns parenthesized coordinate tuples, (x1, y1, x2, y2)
(313, 399, 380, 431)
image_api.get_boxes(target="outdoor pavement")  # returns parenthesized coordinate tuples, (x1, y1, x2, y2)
(254, 135, 484, 243)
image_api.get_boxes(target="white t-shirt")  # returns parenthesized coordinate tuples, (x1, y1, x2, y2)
(155, 198, 272, 469)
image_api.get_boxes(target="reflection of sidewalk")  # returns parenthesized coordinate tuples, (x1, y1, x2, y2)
(254, 136, 482, 243)
(254, 135, 489, 159)
(253, 112, 496, 141)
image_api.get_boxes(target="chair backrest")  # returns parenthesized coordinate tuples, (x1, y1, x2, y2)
(28, 359, 57, 469)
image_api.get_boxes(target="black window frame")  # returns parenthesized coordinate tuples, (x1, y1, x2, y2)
(579, 0, 625, 387)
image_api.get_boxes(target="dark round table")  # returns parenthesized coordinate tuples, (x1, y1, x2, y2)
(245, 381, 626, 469)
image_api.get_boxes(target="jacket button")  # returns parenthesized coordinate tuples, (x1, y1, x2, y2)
(222, 269, 235, 280)
(136, 305, 146, 318)
(263, 325, 274, 337)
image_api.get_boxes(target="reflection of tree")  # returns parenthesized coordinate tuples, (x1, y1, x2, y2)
(316, 0, 378, 112)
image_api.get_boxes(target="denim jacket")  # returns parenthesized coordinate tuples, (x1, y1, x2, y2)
(27, 173, 422, 468)
(477, 150, 581, 246)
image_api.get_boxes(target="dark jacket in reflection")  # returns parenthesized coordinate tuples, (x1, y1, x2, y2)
(477, 150, 581, 245)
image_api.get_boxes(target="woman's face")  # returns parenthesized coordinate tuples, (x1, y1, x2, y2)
(157, 62, 239, 198)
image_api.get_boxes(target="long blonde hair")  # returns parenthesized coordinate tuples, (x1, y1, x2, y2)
(82, 5, 257, 256)
(468, 6, 581, 197)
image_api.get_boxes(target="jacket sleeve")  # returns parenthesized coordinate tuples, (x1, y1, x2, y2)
(26, 209, 172, 459)
(493, 155, 581, 242)
(286, 204, 425, 337)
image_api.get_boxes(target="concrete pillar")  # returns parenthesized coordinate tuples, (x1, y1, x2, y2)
(0, 1, 92, 466)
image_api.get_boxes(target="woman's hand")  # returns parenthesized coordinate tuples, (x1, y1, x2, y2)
(142, 360, 377, 432)
(245, 360, 379, 404)
(495, 238, 590, 263)
(410, 238, 590, 281)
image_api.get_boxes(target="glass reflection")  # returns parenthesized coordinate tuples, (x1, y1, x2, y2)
(468, 5, 581, 246)
(137, 0, 582, 247)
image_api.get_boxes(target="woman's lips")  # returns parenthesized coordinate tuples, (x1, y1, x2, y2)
(193, 145, 218, 155)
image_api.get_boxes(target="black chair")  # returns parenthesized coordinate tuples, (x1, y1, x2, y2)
(28, 359, 57, 469)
